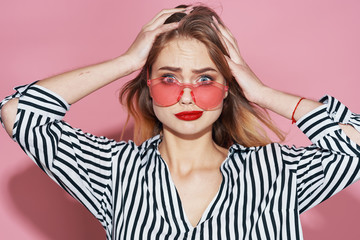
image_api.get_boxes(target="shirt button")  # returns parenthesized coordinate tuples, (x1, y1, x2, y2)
(331, 111, 337, 118)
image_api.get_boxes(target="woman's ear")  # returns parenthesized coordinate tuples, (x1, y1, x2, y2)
(224, 85, 229, 99)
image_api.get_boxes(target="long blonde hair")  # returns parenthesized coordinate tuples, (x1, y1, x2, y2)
(120, 4, 284, 148)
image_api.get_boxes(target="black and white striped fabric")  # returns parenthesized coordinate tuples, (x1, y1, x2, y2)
(1, 83, 360, 240)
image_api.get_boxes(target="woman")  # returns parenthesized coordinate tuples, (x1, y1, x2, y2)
(1, 4, 360, 240)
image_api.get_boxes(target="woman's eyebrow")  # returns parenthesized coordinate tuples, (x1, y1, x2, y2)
(192, 67, 217, 74)
(158, 66, 217, 73)
(158, 66, 181, 72)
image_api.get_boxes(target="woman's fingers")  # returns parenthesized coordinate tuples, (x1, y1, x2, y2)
(211, 18, 266, 102)
(221, 33, 243, 64)
(123, 8, 187, 72)
(212, 20, 243, 64)
(152, 21, 179, 35)
(144, 7, 187, 31)
(212, 19, 244, 65)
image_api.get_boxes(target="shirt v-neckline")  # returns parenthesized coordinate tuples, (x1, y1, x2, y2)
(141, 135, 243, 229)
(159, 154, 227, 228)
(143, 147, 233, 230)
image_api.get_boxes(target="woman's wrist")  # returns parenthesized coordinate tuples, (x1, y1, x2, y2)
(34, 55, 139, 105)
(247, 85, 273, 108)
(112, 54, 140, 78)
(254, 86, 322, 122)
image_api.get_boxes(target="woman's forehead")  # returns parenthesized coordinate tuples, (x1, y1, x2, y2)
(152, 38, 217, 72)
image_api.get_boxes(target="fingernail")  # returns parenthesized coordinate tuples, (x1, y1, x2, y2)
(170, 22, 180, 28)
(211, 18, 219, 31)
(185, 7, 193, 14)
(212, 16, 218, 23)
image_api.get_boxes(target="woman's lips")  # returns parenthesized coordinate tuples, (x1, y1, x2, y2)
(175, 111, 203, 121)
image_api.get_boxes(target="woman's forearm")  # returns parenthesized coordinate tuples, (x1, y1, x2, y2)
(257, 86, 322, 122)
(1, 8, 184, 138)
(258, 86, 360, 145)
(1, 55, 134, 137)
(36, 55, 135, 105)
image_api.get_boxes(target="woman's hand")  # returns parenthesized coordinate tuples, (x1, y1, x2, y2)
(31, 7, 188, 105)
(212, 19, 325, 122)
(212, 18, 268, 106)
(1, 7, 191, 134)
(123, 7, 188, 73)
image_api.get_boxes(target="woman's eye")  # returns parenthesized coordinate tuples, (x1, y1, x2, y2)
(161, 75, 177, 84)
(198, 75, 213, 84)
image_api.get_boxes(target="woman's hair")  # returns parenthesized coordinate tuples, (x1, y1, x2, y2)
(120, 4, 284, 148)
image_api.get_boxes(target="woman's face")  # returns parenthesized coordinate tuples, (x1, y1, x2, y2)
(150, 37, 227, 138)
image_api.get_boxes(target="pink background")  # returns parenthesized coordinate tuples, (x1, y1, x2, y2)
(1, 0, 359, 239)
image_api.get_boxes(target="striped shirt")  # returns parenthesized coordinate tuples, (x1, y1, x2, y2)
(1, 83, 360, 240)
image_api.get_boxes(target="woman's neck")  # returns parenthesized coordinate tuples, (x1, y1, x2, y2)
(159, 128, 228, 176)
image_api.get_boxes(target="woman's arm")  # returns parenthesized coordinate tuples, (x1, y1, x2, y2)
(213, 18, 360, 145)
(1, 7, 188, 137)
(213, 20, 360, 214)
(258, 87, 360, 144)
(0, 7, 190, 231)
(1, 56, 133, 136)
(37, 56, 136, 105)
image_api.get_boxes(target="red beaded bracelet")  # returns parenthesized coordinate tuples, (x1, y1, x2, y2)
(291, 97, 306, 124)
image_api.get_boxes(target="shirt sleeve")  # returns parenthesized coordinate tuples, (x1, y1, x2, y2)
(0, 83, 119, 230)
(281, 95, 360, 214)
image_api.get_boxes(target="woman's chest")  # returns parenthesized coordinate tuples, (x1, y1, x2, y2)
(111, 154, 301, 239)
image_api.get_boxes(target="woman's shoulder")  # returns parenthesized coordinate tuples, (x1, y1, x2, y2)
(115, 134, 161, 157)
(228, 141, 318, 163)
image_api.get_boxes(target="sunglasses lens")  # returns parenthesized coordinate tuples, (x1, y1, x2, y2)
(149, 79, 180, 106)
(193, 83, 225, 110)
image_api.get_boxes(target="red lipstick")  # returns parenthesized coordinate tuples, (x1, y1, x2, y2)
(175, 111, 203, 121)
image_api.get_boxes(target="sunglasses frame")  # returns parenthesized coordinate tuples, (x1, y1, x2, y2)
(147, 75, 229, 110)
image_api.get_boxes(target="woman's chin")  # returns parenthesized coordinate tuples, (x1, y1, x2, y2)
(162, 124, 212, 140)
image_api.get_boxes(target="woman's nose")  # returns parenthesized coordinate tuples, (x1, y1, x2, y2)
(178, 88, 195, 106)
